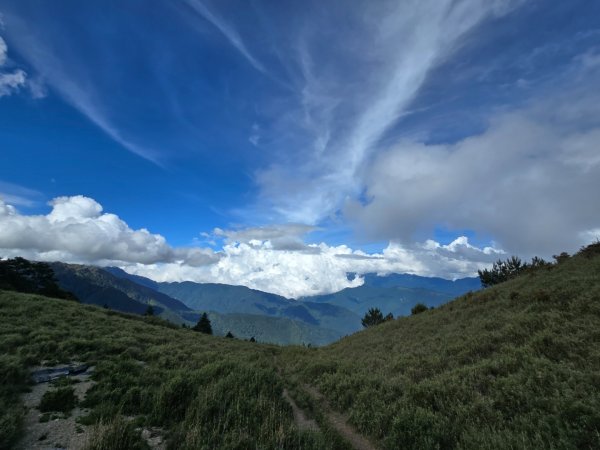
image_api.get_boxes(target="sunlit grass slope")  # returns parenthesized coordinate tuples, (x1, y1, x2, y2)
(0, 291, 329, 449)
(281, 247, 600, 449)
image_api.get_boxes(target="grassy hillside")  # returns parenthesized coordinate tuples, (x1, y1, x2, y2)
(50, 263, 192, 319)
(0, 291, 333, 449)
(2, 245, 600, 449)
(281, 247, 600, 449)
(53, 263, 348, 345)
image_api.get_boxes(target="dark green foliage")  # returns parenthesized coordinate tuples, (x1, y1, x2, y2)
(39, 386, 77, 413)
(384, 312, 394, 321)
(361, 308, 385, 327)
(0, 257, 76, 300)
(553, 252, 571, 264)
(192, 312, 212, 334)
(410, 303, 428, 315)
(144, 305, 154, 316)
(225, 331, 234, 338)
(478, 255, 551, 287)
(478, 256, 526, 287)
(578, 241, 600, 258)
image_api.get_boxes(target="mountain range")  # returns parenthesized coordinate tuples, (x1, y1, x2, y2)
(45, 263, 480, 345)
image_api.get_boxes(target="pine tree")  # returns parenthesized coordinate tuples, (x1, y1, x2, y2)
(144, 305, 155, 316)
(193, 313, 213, 335)
(362, 308, 385, 328)
(225, 331, 234, 338)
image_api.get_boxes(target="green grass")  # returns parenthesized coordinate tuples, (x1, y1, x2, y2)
(280, 250, 600, 449)
(2, 246, 600, 448)
(0, 291, 328, 449)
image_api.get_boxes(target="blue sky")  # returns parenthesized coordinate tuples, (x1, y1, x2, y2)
(1, 0, 599, 297)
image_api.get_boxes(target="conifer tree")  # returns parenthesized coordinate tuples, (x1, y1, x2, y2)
(193, 312, 213, 334)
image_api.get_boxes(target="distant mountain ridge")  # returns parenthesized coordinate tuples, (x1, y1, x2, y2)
(303, 272, 481, 317)
(152, 280, 362, 336)
(362, 272, 481, 295)
(49, 263, 480, 345)
(106, 266, 480, 332)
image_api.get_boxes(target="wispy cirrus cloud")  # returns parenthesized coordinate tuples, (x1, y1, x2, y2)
(185, 0, 267, 74)
(0, 35, 26, 97)
(251, 0, 527, 224)
(0, 180, 42, 207)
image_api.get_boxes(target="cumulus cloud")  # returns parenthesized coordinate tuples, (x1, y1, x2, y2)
(213, 223, 318, 252)
(125, 235, 502, 298)
(0, 35, 27, 97)
(0, 196, 218, 266)
(346, 54, 600, 257)
(0, 195, 501, 298)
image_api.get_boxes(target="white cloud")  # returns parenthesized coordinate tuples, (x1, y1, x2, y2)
(0, 35, 27, 97)
(0, 195, 499, 298)
(253, 0, 525, 224)
(125, 235, 501, 298)
(0, 196, 218, 266)
(0, 180, 42, 207)
(185, 0, 267, 74)
(0, 36, 7, 66)
(213, 223, 318, 251)
(346, 54, 600, 257)
(0, 16, 161, 162)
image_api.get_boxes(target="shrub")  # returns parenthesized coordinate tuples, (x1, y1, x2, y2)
(478, 255, 550, 287)
(553, 252, 570, 264)
(39, 386, 77, 413)
(411, 303, 428, 315)
(478, 256, 526, 287)
(577, 241, 600, 259)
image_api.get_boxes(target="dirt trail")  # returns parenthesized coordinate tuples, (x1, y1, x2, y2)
(282, 388, 320, 432)
(275, 356, 374, 448)
(303, 384, 377, 450)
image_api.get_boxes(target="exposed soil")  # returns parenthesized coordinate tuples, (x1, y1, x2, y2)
(16, 369, 95, 450)
(281, 388, 320, 432)
(303, 384, 377, 450)
(140, 426, 167, 450)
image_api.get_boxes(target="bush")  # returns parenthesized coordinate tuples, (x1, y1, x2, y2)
(577, 241, 600, 259)
(478, 255, 550, 287)
(411, 303, 428, 315)
(39, 386, 77, 413)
